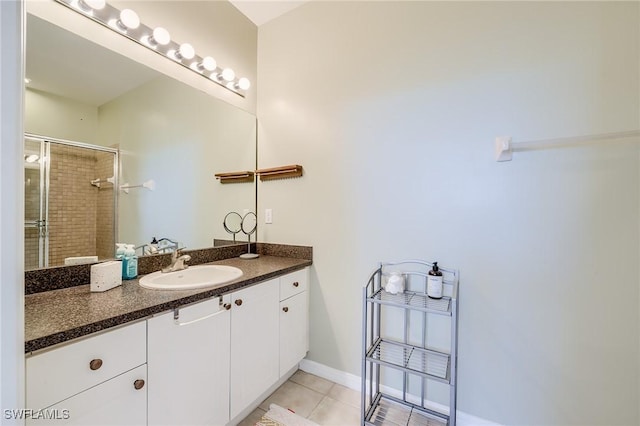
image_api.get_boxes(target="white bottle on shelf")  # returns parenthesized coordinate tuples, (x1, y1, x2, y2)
(427, 262, 443, 299)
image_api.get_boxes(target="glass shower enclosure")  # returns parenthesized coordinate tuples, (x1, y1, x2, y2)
(24, 134, 118, 269)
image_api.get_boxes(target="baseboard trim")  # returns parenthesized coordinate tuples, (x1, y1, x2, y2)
(299, 359, 361, 391)
(298, 359, 501, 426)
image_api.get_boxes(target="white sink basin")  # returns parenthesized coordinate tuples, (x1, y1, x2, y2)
(139, 265, 243, 290)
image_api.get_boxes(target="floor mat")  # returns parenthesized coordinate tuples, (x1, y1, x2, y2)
(256, 404, 320, 426)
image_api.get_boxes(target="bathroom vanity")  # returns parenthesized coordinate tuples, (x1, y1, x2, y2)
(25, 249, 311, 426)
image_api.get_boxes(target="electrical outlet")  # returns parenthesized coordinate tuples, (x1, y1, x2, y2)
(265, 209, 273, 224)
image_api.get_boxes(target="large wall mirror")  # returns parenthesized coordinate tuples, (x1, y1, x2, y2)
(25, 13, 257, 270)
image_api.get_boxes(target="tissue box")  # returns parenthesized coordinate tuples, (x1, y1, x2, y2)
(90, 261, 123, 292)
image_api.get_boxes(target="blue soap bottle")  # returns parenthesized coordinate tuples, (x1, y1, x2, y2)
(123, 244, 138, 279)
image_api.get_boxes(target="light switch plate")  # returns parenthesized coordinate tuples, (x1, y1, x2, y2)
(265, 208, 273, 224)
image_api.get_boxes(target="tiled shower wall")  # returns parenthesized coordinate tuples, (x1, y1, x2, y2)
(95, 149, 115, 263)
(25, 143, 116, 268)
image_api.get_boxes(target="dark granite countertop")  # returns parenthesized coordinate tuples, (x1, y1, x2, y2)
(25, 256, 311, 353)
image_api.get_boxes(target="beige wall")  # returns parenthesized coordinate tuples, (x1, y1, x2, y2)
(257, 1, 639, 424)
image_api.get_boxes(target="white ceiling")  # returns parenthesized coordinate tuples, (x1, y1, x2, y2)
(229, 0, 309, 26)
(26, 14, 159, 107)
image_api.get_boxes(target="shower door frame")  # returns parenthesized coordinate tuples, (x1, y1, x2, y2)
(24, 133, 119, 269)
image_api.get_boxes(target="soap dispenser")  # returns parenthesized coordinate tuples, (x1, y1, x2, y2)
(427, 262, 443, 299)
(123, 244, 138, 280)
(115, 243, 126, 277)
(115, 243, 126, 259)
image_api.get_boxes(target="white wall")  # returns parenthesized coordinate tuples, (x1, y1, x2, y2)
(98, 75, 256, 248)
(0, 0, 25, 423)
(257, 2, 639, 424)
(25, 88, 98, 142)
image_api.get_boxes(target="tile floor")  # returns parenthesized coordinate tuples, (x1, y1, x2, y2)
(238, 370, 361, 426)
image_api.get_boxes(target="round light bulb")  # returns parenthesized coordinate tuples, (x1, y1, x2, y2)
(78, 0, 105, 12)
(178, 43, 195, 60)
(237, 77, 251, 90)
(25, 154, 39, 163)
(119, 9, 140, 30)
(201, 56, 217, 72)
(85, 0, 105, 9)
(152, 27, 171, 45)
(221, 68, 235, 82)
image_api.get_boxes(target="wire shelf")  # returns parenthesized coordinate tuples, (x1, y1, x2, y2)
(362, 260, 458, 426)
(366, 339, 450, 383)
(364, 394, 448, 426)
(367, 289, 452, 316)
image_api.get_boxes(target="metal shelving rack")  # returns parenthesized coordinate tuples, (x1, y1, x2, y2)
(362, 260, 459, 426)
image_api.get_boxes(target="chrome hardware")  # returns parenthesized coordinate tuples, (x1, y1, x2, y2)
(162, 248, 191, 273)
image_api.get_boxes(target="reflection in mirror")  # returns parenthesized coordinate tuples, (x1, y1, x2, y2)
(239, 212, 259, 259)
(24, 13, 257, 270)
(24, 134, 118, 270)
(223, 212, 243, 243)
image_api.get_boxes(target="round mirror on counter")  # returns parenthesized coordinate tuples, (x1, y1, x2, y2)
(239, 212, 259, 259)
(223, 211, 243, 243)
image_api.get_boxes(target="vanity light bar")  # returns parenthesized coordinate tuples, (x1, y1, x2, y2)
(54, 0, 251, 97)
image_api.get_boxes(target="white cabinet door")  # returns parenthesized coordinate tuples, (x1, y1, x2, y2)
(28, 364, 147, 426)
(279, 290, 309, 376)
(230, 279, 279, 419)
(148, 296, 231, 426)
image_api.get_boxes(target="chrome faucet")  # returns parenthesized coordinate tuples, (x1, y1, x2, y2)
(162, 249, 191, 273)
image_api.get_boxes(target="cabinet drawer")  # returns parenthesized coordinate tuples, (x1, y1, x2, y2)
(279, 268, 308, 301)
(27, 364, 147, 426)
(27, 321, 146, 410)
